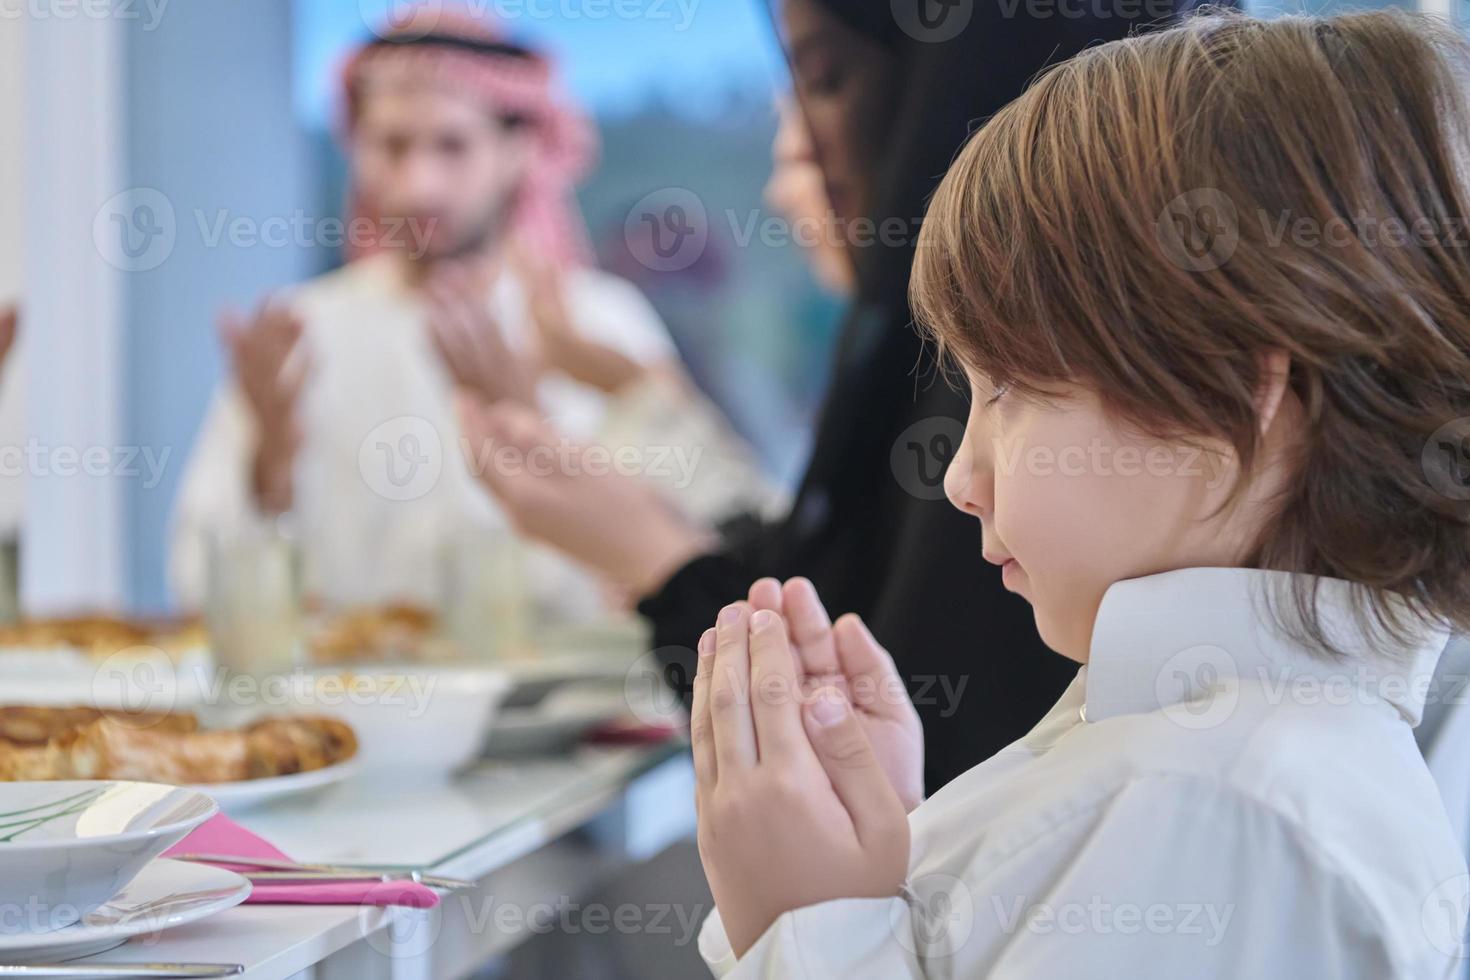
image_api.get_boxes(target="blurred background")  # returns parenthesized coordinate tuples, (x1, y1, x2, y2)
(0, 0, 847, 617)
(0, 0, 1445, 617)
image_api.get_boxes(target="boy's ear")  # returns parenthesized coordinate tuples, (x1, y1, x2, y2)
(1253, 349, 1292, 436)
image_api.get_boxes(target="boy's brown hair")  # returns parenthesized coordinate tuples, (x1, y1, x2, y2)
(911, 9, 1470, 652)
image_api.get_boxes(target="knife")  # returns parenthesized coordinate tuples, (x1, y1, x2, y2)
(0, 965, 243, 978)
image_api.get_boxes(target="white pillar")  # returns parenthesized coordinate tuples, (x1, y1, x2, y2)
(20, 10, 125, 611)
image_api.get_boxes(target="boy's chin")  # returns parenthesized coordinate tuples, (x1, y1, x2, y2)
(1032, 606, 1088, 664)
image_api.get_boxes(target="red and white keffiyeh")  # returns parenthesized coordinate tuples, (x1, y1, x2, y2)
(338, 8, 597, 267)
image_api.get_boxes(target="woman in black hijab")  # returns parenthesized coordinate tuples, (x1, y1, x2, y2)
(473, 0, 1224, 796)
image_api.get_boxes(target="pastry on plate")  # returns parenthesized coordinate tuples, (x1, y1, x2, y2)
(0, 715, 357, 784)
(0, 705, 199, 747)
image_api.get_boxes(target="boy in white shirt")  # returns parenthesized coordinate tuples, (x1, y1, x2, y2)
(689, 10, 1470, 977)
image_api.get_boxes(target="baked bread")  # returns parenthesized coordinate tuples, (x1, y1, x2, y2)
(0, 706, 199, 747)
(0, 715, 357, 784)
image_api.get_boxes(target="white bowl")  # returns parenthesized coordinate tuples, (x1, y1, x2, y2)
(0, 781, 217, 934)
(284, 667, 513, 780)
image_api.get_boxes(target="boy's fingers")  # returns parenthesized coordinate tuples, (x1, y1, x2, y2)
(803, 687, 907, 847)
(833, 613, 913, 720)
(710, 602, 757, 771)
(748, 609, 802, 758)
(747, 577, 782, 612)
(691, 627, 718, 792)
(783, 577, 839, 676)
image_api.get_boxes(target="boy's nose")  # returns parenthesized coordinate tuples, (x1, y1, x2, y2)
(944, 437, 992, 519)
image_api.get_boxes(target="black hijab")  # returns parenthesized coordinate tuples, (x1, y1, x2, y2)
(643, 0, 1232, 793)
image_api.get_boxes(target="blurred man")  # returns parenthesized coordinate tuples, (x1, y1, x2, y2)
(170, 13, 759, 617)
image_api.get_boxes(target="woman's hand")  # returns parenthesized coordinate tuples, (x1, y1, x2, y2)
(747, 577, 926, 811)
(692, 602, 911, 959)
(457, 398, 714, 598)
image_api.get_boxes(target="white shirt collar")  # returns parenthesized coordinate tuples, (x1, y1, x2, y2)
(1082, 567, 1449, 727)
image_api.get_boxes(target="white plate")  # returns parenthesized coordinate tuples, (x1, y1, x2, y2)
(0, 782, 218, 932)
(0, 646, 211, 712)
(186, 760, 358, 814)
(0, 858, 249, 963)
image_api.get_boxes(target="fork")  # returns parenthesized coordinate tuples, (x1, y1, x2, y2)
(171, 854, 473, 891)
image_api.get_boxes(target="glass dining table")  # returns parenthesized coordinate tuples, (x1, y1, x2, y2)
(67, 738, 694, 979)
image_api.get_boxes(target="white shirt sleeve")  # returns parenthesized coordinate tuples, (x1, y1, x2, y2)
(700, 774, 1433, 979)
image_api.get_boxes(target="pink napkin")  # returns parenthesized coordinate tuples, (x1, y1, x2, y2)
(164, 813, 440, 909)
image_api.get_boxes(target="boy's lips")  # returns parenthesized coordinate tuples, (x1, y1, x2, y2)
(983, 549, 1025, 588)
(982, 548, 1014, 567)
